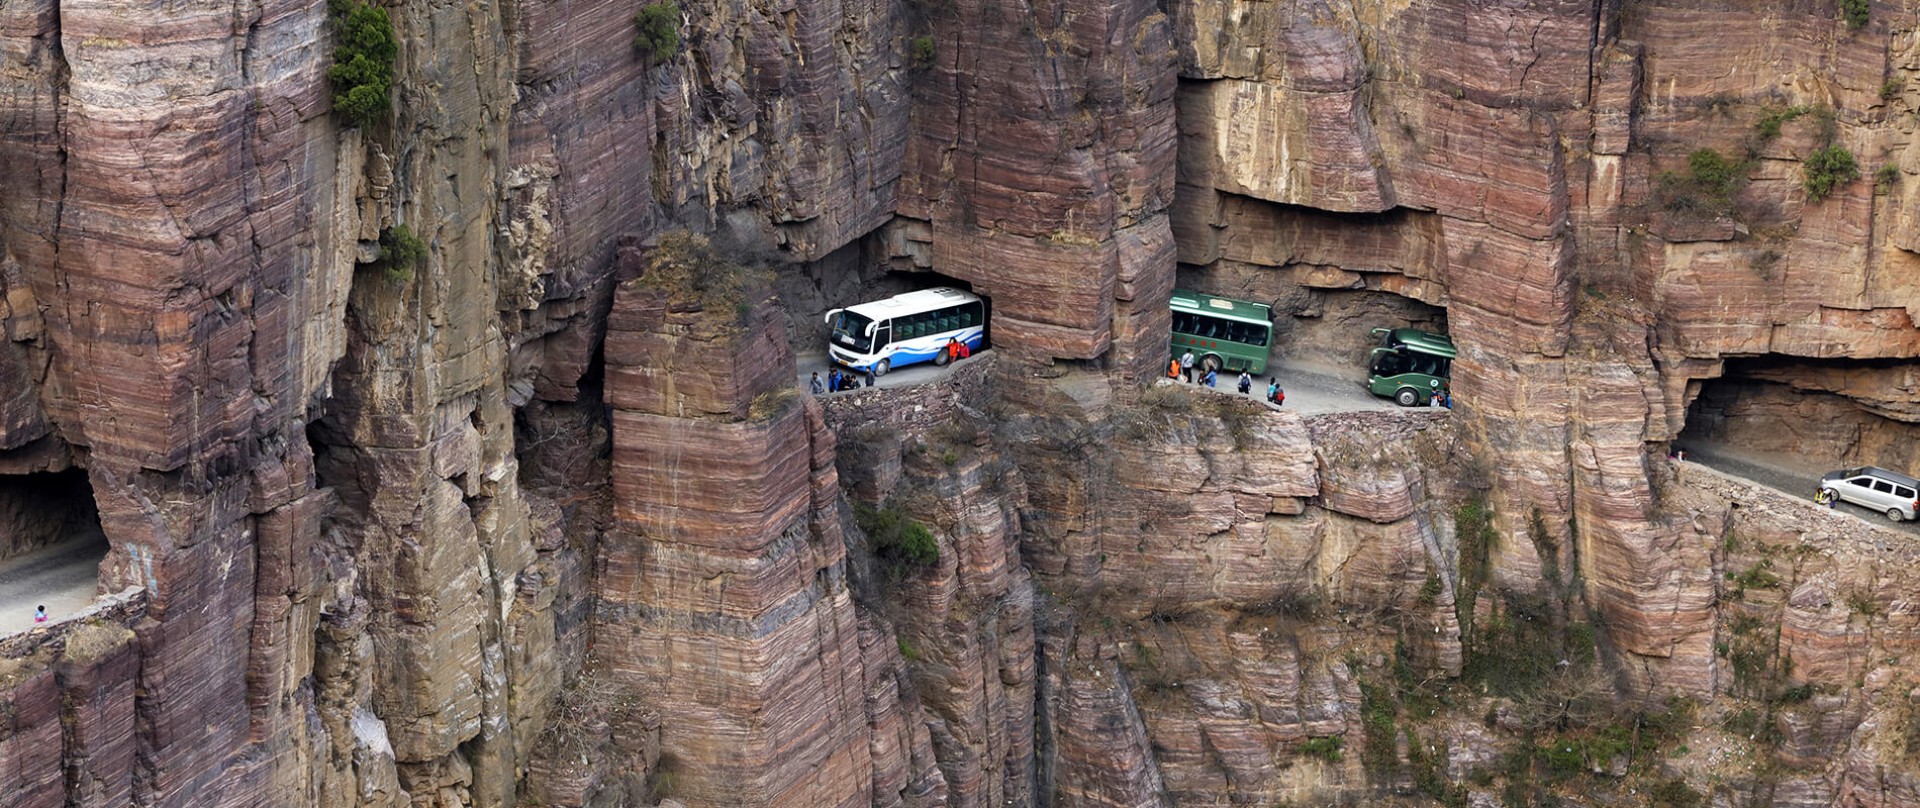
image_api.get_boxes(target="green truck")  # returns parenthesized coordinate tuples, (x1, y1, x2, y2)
(1367, 327, 1455, 406)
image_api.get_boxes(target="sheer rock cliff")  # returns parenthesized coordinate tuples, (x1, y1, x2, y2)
(0, 0, 1916, 805)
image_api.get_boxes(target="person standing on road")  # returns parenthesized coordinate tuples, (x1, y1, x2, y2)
(1267, 378, 1284, 407)
(1237, 371, 1253, 395)
(863, 365, 877, 388)
(1168, 358, 1181, 380)
(33, 605, 46, 624)
(810, 372, 825, 395)
(1179, 350, 1196, 383)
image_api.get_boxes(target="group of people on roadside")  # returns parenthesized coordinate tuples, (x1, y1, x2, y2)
(1167, 351, 1284, 406)
(811, 338, 972, 395)
(811, 367, 872, 394)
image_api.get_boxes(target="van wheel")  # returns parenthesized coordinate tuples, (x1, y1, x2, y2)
(1395, 388, 1419, 407)
(933, 348, 951, 367)
(1888, 508, 1906, 523)
(873, 359, 890, 377)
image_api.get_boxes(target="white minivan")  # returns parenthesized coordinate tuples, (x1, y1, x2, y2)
(1819, 466, 1920, 522)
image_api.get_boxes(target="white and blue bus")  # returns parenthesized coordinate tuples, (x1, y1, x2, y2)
(824, 287, 985, 376)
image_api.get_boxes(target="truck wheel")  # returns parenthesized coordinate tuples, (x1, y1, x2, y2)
(1396, 388, 1419, 407)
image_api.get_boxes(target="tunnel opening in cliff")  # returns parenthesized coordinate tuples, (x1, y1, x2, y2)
(775, 229, 990, 353)
(1267, 288, 1447, 380)
(0, 469, 105, 564)
(0, 469, 110, 630)
(1178, 260, 1449, 381)
(1677, 355, 1920, 476)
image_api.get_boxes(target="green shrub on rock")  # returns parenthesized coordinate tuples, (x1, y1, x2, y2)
(1840, 0, 1868, 29)
(855, 502, 938, 570)
(1802, 145, 1859, 202)
(634, 1, 681, 64)
(909, 35, 936, 69)
(327, 0, 398, 126)
(1655, 148, 1745, 215)
(379, 224, 428, 277)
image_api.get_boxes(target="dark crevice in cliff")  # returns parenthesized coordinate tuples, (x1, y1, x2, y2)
(1678, 354, 1919, 473)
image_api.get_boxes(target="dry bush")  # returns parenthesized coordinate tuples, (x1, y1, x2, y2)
(637, 231, 774, 318)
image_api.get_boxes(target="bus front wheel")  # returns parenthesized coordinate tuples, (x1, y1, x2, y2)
(873, 359, 891, 377)
(1395, 388, 1420, 407)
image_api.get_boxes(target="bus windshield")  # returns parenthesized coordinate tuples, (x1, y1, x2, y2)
(830, 311, 874, 353)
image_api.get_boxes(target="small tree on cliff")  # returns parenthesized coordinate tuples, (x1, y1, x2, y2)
(328, 0, 398, 126)
(634, 1, 681, 65)
(379, 224, 428, 278)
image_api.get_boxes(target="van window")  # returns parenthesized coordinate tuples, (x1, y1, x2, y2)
(1873, 480, 1895, 494)
(1849, 477, 1873, 488)
(1897, 485, 1916, 500)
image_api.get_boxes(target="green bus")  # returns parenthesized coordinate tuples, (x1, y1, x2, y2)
(1367, 327, 1455, 406)
(1170, 290, 1272, 375)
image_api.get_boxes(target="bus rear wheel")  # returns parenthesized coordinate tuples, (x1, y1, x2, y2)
(1395, 387, 1420, 407)
(873, 359, 890, 377)
(1201, 355, 1222, 375)
(933, 347, 951, 367)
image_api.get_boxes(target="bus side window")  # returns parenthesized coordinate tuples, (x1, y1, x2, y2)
(1251, 326, 1268, 347)
(964, 301, 983, 328)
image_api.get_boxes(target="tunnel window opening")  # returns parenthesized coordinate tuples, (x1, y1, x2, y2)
(0, 469, 110, 634)
(1677, 355, 1920, 480)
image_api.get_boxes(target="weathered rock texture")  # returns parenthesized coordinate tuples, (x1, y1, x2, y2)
(594, 254, 947, 806)
(1172, 0, 1920, 695)
(897, 0, 1179, 378)
(1, 0, 1919, 802)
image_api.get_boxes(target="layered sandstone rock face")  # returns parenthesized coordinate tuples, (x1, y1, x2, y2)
(1, 0, 1919, 802)
(1171, 0, 1920, 696)
(594, 243, 945, 805)
(897, 0, 1179, 378)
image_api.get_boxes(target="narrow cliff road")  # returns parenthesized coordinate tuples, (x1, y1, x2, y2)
(0, 530, 111, 636)
(798, 351, 1420, 416)
(1683, 444, 1920, 535)
(796, 350, 987, 393)
(1175, 359, 1415, 414)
